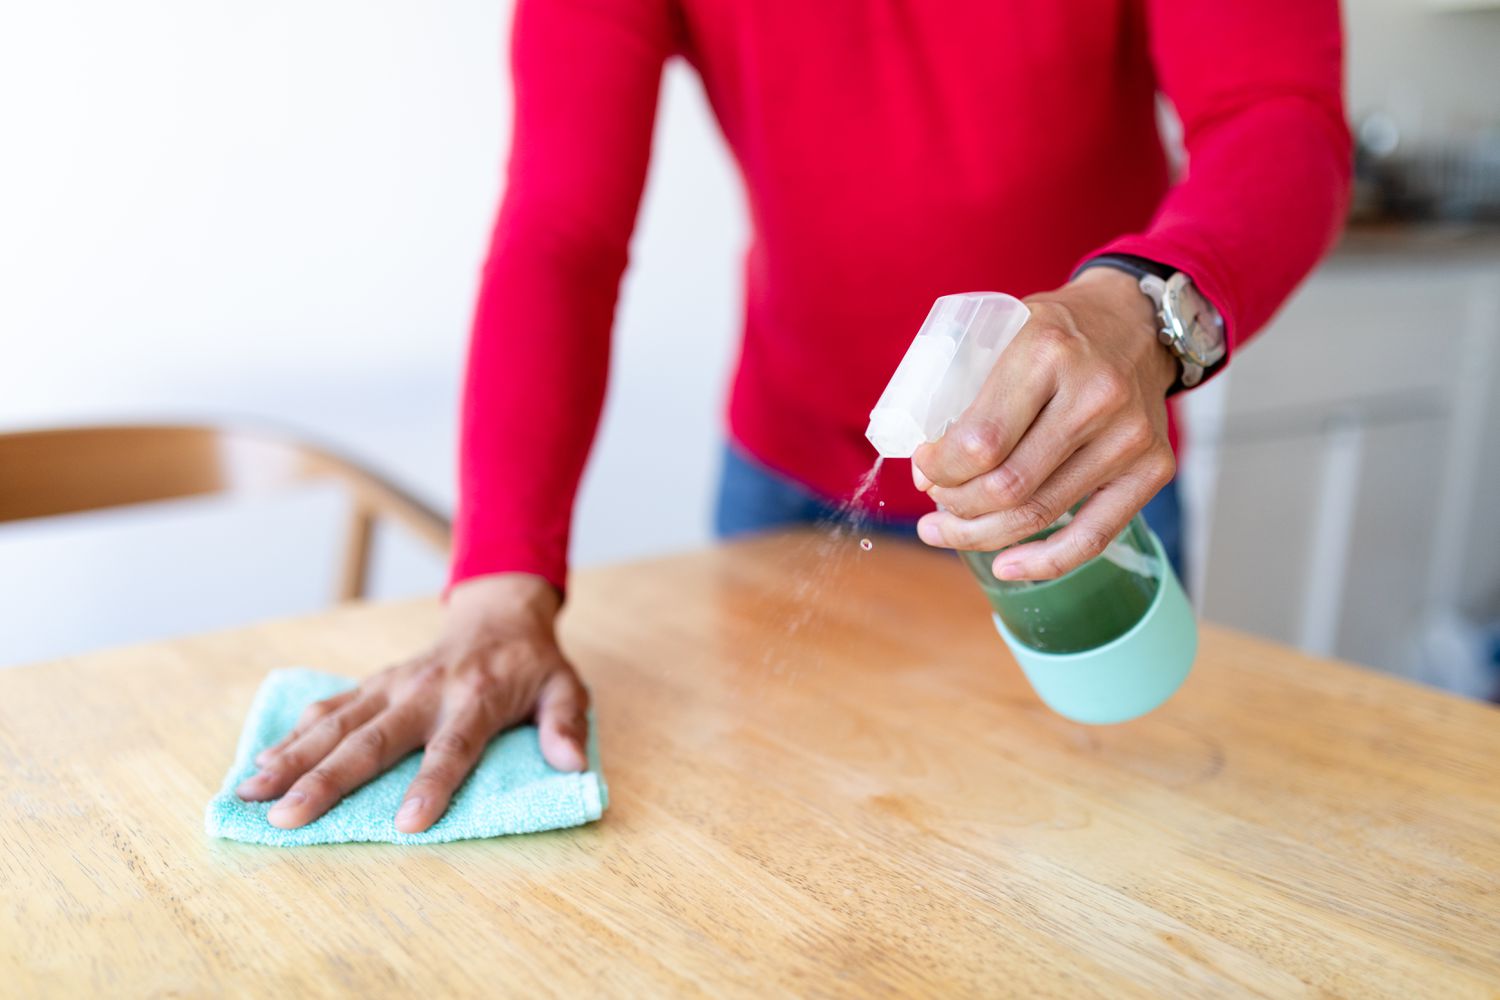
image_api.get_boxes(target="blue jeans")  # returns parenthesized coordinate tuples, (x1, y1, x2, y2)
(714, 442, 1186, 581)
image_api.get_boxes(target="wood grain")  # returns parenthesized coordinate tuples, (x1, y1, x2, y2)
(2, 531, 1497, 997)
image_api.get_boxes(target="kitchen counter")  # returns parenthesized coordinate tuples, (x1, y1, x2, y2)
(1185, 217, 1500, 691)
(1334, 220, 1500, 261)
(3, 532, 1498, 996)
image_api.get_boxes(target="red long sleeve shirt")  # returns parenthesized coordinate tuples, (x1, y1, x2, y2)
(452, 0, 1350, 591)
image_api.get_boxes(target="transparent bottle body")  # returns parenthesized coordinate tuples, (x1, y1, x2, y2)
(959, 513, 1162, 655)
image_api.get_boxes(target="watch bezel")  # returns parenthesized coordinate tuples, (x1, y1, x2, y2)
(1162, 272, 1227, 369)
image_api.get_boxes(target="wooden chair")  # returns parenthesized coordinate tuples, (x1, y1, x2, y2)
(0, 423, 452, 602)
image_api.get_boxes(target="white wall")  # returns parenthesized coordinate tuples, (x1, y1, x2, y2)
(0, 1, 744, 665)
(1345, 0, 1500, 135)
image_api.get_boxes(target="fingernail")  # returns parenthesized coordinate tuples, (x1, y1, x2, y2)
(996, 561, 1025, 580)
(268, 790, 306, 818)
(565, 741, 587, 771)
(912, 464, 931, 491)
(396, 798, 423, 826)
(236, 771, 274, 797)
(917, 519, 942, 546)
(254, 750, 273, 766)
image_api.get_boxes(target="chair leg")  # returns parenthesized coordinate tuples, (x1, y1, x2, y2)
(337, 505, 375, 603)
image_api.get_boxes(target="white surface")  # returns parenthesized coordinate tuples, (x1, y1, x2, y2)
(1424, 0, 1500, 13)
(1297, 415, 1364, 657)
(1346, 0, 1500, 133)
(0, 2, 742, 666)
(1193, 254, 1500, 694)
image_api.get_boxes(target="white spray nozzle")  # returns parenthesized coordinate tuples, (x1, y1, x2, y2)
(865, 292, 1031, 458)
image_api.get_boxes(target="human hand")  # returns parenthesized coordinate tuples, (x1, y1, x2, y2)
(911, 267, 1178, 580)
(235, 573, 589, 833)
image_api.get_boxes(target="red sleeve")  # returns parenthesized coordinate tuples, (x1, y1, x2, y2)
(450, 0, 675, 592)
(1082, 0, 1352, 363)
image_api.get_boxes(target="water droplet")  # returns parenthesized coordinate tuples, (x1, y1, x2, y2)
(878, 500, 886, 508)
(859, 538, 873, 551)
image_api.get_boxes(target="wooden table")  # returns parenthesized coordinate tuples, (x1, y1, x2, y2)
(3, 533, 1498, 997)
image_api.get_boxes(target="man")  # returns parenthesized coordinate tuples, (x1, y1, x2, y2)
(238, 0, 1349, 832)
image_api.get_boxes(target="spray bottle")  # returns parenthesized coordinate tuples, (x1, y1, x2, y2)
(866, 292, 1196, 724)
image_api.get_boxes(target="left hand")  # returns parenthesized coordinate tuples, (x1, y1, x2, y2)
(235, 573, 588, 834)
(911, 267, 1179, 580)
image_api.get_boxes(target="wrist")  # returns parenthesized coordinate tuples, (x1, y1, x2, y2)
(1066, 268, 1178, 397)
(447, 572, 562, 633)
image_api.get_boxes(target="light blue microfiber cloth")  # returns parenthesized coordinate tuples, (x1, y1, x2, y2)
(205, 668, 607, 846)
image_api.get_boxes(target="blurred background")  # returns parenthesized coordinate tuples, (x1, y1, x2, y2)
(2, 1, 1498, 695)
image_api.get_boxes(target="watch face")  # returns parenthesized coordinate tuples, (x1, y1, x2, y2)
(1164, 275, 1227, 367)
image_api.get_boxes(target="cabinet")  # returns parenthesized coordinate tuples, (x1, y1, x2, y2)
(1182, 228, 1500, 694)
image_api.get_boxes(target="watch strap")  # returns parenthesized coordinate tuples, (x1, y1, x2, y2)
(1072, 253, 1176, 284)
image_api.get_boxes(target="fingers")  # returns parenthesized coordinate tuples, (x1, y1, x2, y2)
(924, 401, 1088, 522)
(917, 419, 1173, 571)
(237, 694, 384, 801)
(916, 438, 1117, 552)
(265, 702, 427, 829)
(990, 463, 1173, 581)
(253, 689, 356, 767)
(535, 671, 590, 773)
(233, 642, 587, 835)
(911, 327, 1058, 489)
(394, 708, 494, 834)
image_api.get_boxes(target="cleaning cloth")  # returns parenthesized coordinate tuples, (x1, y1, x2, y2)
(205, 668, 607, 846)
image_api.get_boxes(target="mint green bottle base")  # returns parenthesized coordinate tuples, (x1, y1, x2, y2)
(991, 528, 1197, 725)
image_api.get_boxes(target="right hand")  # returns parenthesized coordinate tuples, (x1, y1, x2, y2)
(235, 573, 590, 834)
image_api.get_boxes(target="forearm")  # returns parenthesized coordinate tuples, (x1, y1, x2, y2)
(1086, 0, 1351, 359)
(1091, 97, 1350, 352)
(449, 0, 673, 592)
(450, 219, 620, 592)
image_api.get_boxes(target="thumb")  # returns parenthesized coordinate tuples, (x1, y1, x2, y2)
(535, 669, 589, 772)
(911, 458, 933, 493)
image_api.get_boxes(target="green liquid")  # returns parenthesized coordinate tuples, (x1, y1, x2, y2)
(960, 514, 1161, 654)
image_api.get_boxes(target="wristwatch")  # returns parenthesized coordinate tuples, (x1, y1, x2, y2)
(1076, 254, 1227, 391)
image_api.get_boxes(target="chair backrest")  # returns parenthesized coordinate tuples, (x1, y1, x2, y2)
(0, 425, 319, 522)
(0, 423, 451, 600)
